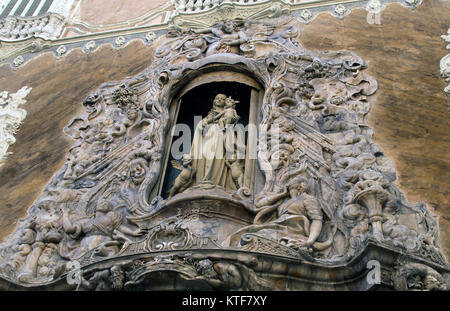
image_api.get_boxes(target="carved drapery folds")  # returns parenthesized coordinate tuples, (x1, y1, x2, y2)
(0, 17, 447, 290)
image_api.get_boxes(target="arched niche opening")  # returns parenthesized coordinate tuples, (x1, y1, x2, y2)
(155, 71, 264, 200)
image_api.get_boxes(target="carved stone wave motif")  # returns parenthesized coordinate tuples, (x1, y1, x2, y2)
(0, 16, 447, 289)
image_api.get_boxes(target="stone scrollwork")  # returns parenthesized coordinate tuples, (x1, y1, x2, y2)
(0, 86, 32, 167)
(145, 219, 195, 252)
(12, 55, 24, 67)
(56, 45, 67, 57)
(333, 4, 347, 17)
(84, 40, 97, 54)
(114, 36, 127, 48)
(145, 31, 157, 44)
(300, 9, 313, 22)
(0, 16, 447, 290)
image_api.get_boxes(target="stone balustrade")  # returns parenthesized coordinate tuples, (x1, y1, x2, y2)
(0, 13, 65, 41)
(172, 0, 283, 14)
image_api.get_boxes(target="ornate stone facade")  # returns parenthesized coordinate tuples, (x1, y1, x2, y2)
(0, 0, 426, 64)
(0, 15, 447, 290)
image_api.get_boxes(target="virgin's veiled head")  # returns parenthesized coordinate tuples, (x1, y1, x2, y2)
(213, 94, 227, 110)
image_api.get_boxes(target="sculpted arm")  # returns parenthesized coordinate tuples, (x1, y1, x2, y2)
(304, 196, 323, 246)
(280, 164, 307, 183)
(212, 111, 225, 121)
(192, 28, 213, 34)
(116, 224, 142, 237)
(306, 220, 322, 246)
(255, 189, 289, 209)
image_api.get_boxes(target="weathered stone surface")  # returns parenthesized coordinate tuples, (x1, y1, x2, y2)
(0, 40, 155, 241)
(76, 0, 170, 26)
(0, 1, 448, 291)
(298, 1, 450, 259)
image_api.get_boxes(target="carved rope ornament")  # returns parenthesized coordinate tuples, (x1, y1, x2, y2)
(0, 18, 447, 290)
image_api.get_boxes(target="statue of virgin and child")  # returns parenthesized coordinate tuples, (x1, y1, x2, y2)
(169, 93, 246, 198)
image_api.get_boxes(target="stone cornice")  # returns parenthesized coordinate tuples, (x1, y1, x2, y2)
(0, 241, 447, 290)
(0, 0, 422, 66)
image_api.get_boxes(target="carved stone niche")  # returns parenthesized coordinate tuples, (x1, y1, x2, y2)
(0, 17, 448, 291)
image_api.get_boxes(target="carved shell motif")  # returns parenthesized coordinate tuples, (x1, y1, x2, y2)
(146, 220, 194, 251)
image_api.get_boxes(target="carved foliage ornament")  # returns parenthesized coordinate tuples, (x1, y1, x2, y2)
(0, 17, 447, 289)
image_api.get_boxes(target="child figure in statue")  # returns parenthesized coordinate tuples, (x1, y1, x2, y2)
(225, 157, 244, 189)
(214, 96, 240, 130)
(168, 154, 193, 198)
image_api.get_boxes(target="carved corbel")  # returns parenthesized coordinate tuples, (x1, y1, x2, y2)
(392, 261, 448, 291)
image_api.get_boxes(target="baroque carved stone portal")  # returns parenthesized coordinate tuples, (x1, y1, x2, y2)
(0, 17, 447, 290)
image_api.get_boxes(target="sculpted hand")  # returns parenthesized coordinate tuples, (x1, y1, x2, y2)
(134, 228, 147, 236)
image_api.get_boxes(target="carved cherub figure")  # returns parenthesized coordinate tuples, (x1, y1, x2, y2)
(194, 19, 248, 55)
(168, 154, 193, 198)
(61, 199, 142, 259)
(213, 97, 240, 130)
(381, 206, 418, 250)
(37, 243, 59, 278)
(10, 244, 32, 271)
(225, 157, 244, 189)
